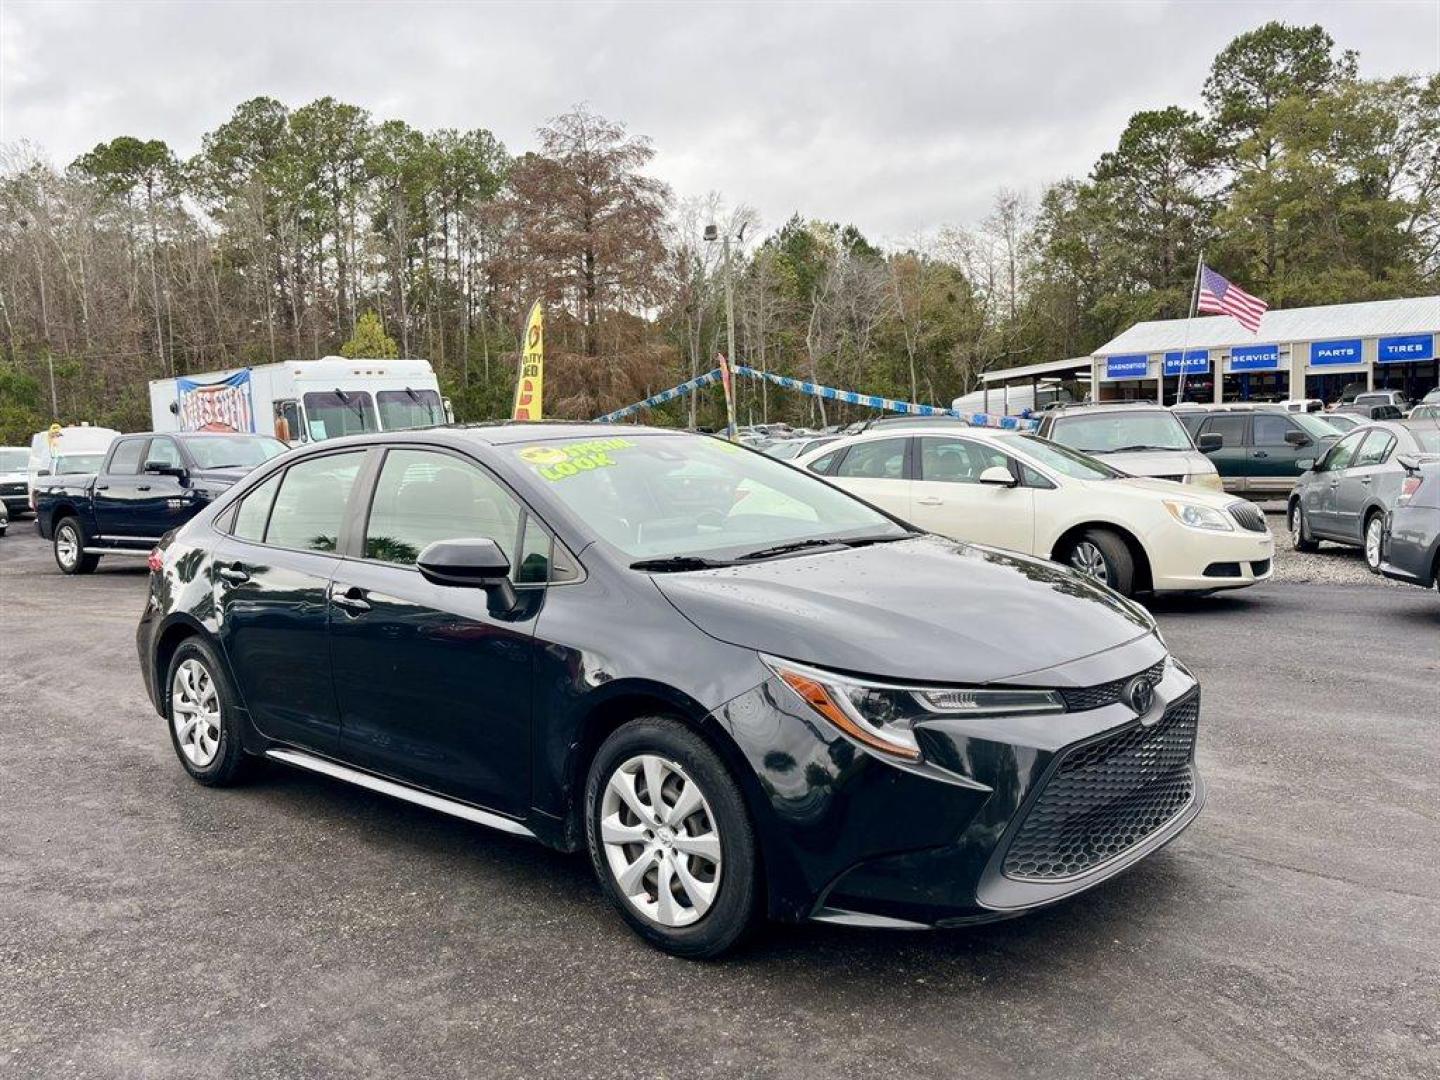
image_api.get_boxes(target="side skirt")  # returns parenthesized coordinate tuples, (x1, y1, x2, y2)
(265, 748, 538, 840)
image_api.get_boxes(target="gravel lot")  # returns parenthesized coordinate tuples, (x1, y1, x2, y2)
(1259, 507, 1410, 589)
(2, 522, 1437, 1079)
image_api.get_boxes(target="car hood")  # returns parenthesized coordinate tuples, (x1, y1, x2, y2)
(651, 535, 1156, 685)
(1087, 448, 1217, 479)
(1105, 475, 1236, 508)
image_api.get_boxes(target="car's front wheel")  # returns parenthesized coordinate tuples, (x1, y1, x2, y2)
(53, 516, 99, 574)
(585, 717, 759, 958)
(1064, 528, 1135, 596)
(165, 638, 254, 786)
(1289, 502, 1319, 553)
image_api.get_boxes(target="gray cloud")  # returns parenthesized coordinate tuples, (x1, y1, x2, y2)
(3, 0, 1435, 242)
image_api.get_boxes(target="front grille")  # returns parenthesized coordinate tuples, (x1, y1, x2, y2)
(1003, 692, 1199, 881)
(1228, 500, 1268, 533)
(1059, 659, 1166, 712)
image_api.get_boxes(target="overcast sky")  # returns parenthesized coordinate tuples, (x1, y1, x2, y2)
(2, 1, 1436, 243)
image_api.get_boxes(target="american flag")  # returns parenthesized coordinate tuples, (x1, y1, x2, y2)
(1197, 265, 1268, 333)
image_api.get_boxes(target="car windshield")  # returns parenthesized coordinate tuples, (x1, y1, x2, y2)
(377, 388, 445, 431)
(1001, 434, 1123, 480)
(0, 448, 28, 471)
(53, 453, 106, 475)
(180, 435, 288, 469)
(510, 433, 910, 563)
(1291, 413, 1341, 440)
(1047, 410, 1193, 452)
(303, 390, 377, 439)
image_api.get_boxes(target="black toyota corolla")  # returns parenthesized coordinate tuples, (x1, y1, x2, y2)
(137, 423, 1204, 957)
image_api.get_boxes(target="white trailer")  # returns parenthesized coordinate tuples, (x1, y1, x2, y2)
(149, 356, 452, 444)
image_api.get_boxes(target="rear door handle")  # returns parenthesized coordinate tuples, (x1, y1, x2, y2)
(1360, 476, 1372, 484)
(137, 485, 151, 492)
(95, 483, 109, 491)
(216, 564, 249, 584)
(331, 585, 372, 614)
(1252, 451, 1269, 459)
(916, 496, 944, 506)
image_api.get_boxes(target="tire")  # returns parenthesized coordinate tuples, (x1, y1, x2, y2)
(164, 637, 255, 787)
(1289, 502, 1319, 553)
(585, 717, 759, 959)
(1063, 528, 1135, 596)
(1362, 511, 1384, 573)
(53, 516, 99, 574)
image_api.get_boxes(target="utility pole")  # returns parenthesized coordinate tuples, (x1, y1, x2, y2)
(707, 220, 747, 436)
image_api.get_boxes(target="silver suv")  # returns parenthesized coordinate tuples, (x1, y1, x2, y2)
(1034, 403, 1225, 492)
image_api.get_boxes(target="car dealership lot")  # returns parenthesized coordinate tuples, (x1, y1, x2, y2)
(1, 528, 1436, 1079)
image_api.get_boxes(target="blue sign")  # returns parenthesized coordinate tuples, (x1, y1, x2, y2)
(1377, 334, 1434, 364)
(1163, 349, 1209, 377)
(1105, 354, 1150, 380)
(1230, 344, 1280, 372)
(1310, 339, 1363, 366)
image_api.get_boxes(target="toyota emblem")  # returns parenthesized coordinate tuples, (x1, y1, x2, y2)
(1124, 676, 1156, 720)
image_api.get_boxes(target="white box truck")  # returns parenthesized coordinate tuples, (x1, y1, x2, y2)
(148, 356, 452, 444)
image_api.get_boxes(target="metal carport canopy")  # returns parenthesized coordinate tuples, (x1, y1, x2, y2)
(980, 356, 1093, 384)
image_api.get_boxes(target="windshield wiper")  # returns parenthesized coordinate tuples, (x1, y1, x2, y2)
(1106, 444, 1178, 453)
(734, 538, 851, 562)
(629, 555, 734, 572)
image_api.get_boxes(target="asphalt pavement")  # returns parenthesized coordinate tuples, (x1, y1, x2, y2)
(2, 524, 1437, 1080)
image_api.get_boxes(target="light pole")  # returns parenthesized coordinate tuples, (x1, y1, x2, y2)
(705, 221, 746, 434)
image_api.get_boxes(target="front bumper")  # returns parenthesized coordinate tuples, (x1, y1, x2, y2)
(714, 636, 1204, 927)
(1146, 522, 1274, 592)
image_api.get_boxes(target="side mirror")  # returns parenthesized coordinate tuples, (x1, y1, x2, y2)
(1297, 458, 1316, 471)
(979, 465, 1017, 487)
(146, 462, 188, 478)
(37, 468, 52, 477)
(1197, 432, 1224, 452)
(1284, 430, 1310, 447)
(416, 538, 517, 610)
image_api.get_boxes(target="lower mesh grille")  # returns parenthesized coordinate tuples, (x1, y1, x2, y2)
(1003, 692, 1199, 881)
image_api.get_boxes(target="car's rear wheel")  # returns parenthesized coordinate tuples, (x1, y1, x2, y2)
(1289, 502, 1319, 553)
(165, 638, 254, 786)
(53, 516, 99, 574)
(1363, 512, 1384, 572)
(585, 717, 758, 958)
(1064, 528, 1135, 596)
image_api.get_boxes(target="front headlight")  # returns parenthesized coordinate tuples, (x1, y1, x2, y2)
(762, 655, 1065, 762)
(1163, 499, 1234, 531)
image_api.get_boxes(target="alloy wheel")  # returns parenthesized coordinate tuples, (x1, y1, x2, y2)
(1365, 517, 1383, 571)
(56, 525, 78, 569)
(1069, 541, 1109, 584)
(172, 658, 222, 768)
(599, 754, 722, 928)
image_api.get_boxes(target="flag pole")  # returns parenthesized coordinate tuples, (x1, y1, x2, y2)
(1174, 252, 1204, 406)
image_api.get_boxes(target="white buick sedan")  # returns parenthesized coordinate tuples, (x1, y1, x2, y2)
(794, 427, 1274, 597)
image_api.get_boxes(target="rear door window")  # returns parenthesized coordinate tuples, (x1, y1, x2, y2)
(833, 438, 909, 480)
(1201, 415, 1248, 448)
(107, 439, 146, 476)
(264, 452, 365, 552)
(1353, 431, 1395, 467)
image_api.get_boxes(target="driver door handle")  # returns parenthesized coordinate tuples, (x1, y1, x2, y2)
(1253, 451, 1269, 459)
(331, 585, 372, 614)
(137, 484, 151, 492)
(1360, 476, 1372, 484)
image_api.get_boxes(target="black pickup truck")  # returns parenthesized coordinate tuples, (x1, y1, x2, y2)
(35, 432, 288, 573)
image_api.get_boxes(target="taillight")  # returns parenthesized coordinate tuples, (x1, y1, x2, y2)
(147, 548, 165, 573)
(1398, 475, 1422, 504)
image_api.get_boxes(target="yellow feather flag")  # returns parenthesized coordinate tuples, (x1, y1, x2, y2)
(512, 301, 544, 421)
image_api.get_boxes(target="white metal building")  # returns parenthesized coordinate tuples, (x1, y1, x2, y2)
(1090, 295, 1440, 405)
